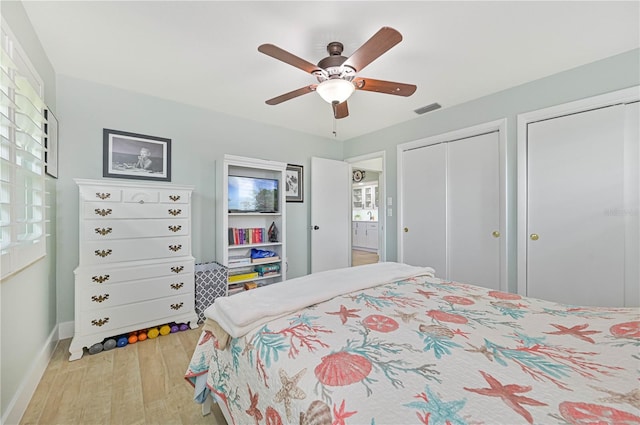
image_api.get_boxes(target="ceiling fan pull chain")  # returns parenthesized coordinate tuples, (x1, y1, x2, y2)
(332, 115, 337, 138)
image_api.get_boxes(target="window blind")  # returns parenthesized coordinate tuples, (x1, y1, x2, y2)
(0, 21, 47, 279)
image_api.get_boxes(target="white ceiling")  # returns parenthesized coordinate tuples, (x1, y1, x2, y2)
(20, 1, 639, 141)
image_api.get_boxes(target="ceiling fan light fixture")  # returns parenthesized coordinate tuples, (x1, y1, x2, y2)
(316, 79, 355, 104)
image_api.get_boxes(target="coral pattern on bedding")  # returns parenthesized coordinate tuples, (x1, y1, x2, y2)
(185, 274, 640, 425)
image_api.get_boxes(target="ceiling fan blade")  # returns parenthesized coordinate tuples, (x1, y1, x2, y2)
(332, 101, 349, 119)
(265, 85, 316, 105)
(342, 27, 403, 72)
(258, 44, 321, 75)
(353, 77, 417, 97)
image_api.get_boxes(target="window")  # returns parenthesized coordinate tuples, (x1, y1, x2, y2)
(0, 21, 47, 279)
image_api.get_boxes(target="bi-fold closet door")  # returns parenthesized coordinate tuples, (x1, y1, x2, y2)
(519, 92, 639, 307)
(399, 121, 505, 291)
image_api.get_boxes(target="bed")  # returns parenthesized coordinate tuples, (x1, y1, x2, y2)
(185, 262, 640, 424)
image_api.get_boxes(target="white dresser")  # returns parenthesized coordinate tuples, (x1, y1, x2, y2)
(69, 179, 198, 360)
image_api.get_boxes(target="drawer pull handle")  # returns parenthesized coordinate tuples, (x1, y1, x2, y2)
(170, 282, 184, 290)
(91, 294, 110, 303)
(168, 225, 182, 232)
(171, 266, 184, 273)
(138, 200, 145, 204)
(95, 227, 113, 236)
(95, 249, 113, 258)
(168, 209, 182, 216)
(170, 302, 184, 310)
(94, 208, 112, 217)
(169, 244, 182, 252)
(169, 195, 181, 202)
(92, 274, 110, 283)
(91, 318, 109, 327)
(96, 192, 111, 200)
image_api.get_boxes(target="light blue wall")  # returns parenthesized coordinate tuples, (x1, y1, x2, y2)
(0, 1, 57, 420)
(55, 75, 342, 323)
(344, 48, 640, 292)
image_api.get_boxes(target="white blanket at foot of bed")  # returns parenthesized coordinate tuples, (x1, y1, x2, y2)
(205, 262, 435, 339)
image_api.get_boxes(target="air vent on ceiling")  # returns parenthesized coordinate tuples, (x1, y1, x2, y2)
(414, 103, 441, 115)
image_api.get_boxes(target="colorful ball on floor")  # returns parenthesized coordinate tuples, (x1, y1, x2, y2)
(88, 342, 103, 355)
(179, 323, 189, 331)
(147, 327, 159, 339)
(128, 333, 138, 344)
(117, 335, 128, 347)
(103, 338, 117, 351)
(137, 330, 147, 341)
(170, 323, 179, 333)
(159, 324, 171, 336)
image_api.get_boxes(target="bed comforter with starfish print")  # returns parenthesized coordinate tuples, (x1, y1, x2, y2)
(185, 270, 639, 425)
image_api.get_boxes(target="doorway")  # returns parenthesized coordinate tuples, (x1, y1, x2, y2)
(346, 152, 386, 266)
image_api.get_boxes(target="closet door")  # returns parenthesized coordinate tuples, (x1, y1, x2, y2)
(623, 102, 639, 306)
(401, 143, 446, 274)
(448, 132, 501, 289)
(527, 105, 627, 306)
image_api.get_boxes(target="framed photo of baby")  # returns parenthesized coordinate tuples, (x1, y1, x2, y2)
(103, 129, 171, 181)
(285, 164, 303, 203)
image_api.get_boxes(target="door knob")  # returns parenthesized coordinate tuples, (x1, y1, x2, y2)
(530, 233, 539, 241)
(313, 225, 320, 230)
(492, 231, 500, 238)
(404, 227, 409, 232)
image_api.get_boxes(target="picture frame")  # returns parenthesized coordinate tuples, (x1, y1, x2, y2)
(44, 108, 58, 178)
(285, 164, 303, 203)
(103, 129, 171, 181)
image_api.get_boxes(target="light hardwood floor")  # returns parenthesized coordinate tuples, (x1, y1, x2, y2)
(20, 327, 227, 425)
(352, 249, 379, 266)
(20, 257, 379, 425)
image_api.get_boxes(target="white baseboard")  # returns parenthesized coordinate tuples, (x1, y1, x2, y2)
(1, 325, 59, 425)
(58, 320, 74, 340)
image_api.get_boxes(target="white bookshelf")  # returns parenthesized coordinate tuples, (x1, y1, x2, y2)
(216, 155, 287, 290)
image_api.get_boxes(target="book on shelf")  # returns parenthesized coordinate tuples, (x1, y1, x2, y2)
(243, 281, 258, 290)
(228, 272, 259, 283)
(228, 266, 256, 275)
(228, 227, 266, 246)
(254, 263, 280, 275)
(251, 256, 280, 264)
(228, 286, 244, 296)
(228, 255, 251, 266)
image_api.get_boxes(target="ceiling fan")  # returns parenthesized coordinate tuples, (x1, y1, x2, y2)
(258, 27, 417, 119)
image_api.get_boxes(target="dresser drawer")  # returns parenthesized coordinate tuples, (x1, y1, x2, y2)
(81, 236, 191, 264)
(84, 218, 189, 240)
(79, 186, 123, 203)
(119, 188, 191, 204)
(83, 202, 190, 219)
(78, 274, 194, 311)
(78, 293, 194, 334)
(75, 258, 194, 286)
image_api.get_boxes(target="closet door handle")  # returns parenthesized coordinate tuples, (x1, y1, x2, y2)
(530, 233, 539, 241)
(492, 231, 500, 238)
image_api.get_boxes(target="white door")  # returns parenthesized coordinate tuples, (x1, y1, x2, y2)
(311, 157, 351, 273)
(526, 104, 629, 306)
(448, 132, 501, 289)
(400, 143, 447, 274)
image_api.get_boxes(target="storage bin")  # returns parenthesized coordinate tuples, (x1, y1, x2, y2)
(194, 262, 228, 324)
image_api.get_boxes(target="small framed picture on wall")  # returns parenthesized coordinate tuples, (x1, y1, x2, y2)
(285, 164, 303, 202)
(103, 129, 171, 181)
